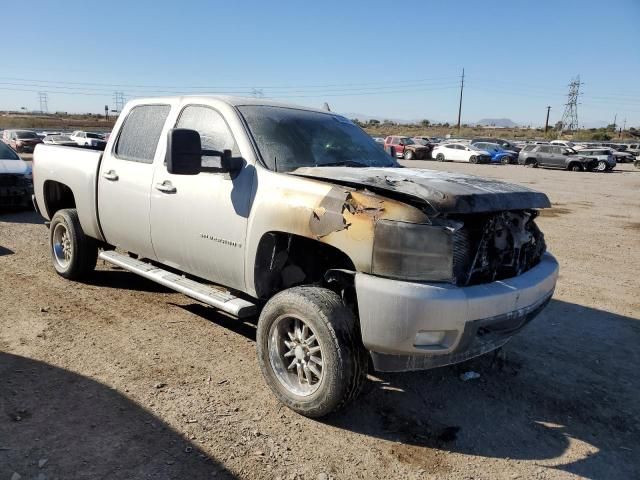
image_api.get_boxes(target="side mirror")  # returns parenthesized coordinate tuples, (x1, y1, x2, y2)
(166, 128, 201, 175)
(202, 148, 244, 173)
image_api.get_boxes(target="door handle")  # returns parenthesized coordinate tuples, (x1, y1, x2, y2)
(102, 170, 119, 181)
(155, 181, 177, 194)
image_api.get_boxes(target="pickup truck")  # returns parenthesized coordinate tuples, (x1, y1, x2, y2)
(33, 96, 559, 417)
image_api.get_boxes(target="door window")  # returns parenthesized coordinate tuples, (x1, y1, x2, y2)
(176, 105, 239, 169)
(115, 104, 171, 163)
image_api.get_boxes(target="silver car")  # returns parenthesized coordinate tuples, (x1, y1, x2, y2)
(578, 148, 616, 171)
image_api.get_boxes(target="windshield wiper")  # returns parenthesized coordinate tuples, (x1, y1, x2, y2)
(314, 161, 372, 168)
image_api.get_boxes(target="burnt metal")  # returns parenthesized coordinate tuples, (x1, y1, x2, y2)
(290, 167, 551, 215)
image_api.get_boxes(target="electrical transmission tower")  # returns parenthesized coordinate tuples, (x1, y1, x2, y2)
(38, 92, 49, 114)
(557, 76, 582, 136)
(113, 91, 126, 112)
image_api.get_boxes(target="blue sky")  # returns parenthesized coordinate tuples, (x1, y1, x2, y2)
(2, 0, 639, 126)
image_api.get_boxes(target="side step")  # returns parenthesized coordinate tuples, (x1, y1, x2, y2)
(98, 250, 256, 318)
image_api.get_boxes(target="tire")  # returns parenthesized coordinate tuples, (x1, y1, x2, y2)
(469, 155, 478, 164)
(256, 286, 368, 418)
(525, 158, 538, 168)
(436, 153, 445, 162)
(49, 208, 98, 280)
(595, 160, 607, 172)
(403, 149, 414, 160)
(501, 156, 511, 165)
(570, 163, 583, 172)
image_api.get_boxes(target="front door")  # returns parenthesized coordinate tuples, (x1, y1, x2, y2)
(97, 103, 172, 259)
(149, 104, 254, 291)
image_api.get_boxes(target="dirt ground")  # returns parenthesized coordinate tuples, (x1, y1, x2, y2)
(1, 161, 639, 480)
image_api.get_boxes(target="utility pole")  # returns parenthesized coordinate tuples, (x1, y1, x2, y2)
(105, 105, 109, 121)
(456, 68, 464, 131)
(544, 106, 551, 133)
(612, 113, 617, 130)
(557, 75, 582, 137)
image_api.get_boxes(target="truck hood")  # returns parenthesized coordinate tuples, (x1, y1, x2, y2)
(289, 166, 551, 215)
(0, 159, 30, 175)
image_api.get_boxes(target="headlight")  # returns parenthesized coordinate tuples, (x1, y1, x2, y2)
(372, 219, 461, 282)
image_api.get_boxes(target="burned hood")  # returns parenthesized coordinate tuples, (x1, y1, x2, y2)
(289, 166, 551, 215)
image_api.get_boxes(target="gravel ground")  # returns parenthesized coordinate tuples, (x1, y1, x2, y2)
(1, 161, 639, 480)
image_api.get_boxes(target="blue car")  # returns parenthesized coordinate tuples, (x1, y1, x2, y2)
(471, 142, 517, 164)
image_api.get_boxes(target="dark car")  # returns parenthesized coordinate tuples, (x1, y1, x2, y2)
(0, 142, 33, 208)
(518, 145, 598, 171)
(1, 129, 43, 153)
(471, 137, 520, 153)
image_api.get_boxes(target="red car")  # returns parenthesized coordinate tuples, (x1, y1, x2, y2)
(383, 136, 429, 160)
(2, 129, 43, 153)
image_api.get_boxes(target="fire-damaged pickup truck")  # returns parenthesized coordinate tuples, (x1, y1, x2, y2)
(32, 96, 558, 417)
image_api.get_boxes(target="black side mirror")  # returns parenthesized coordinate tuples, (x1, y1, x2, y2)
(166, 128, 201, 175)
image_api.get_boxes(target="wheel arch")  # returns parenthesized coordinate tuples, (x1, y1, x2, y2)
(43, 180, 76, 218)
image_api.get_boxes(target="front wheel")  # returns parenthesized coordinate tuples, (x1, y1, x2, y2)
(501, 156, 511, 165)
(469, 155, 478, 164)
(570, 163, 583, 172)
(403, 149, 414, 160)
(596, 160, 607, 172)
(49, 208, 98, 280)
(256, 286, 367, 418)
(436, 153, 445, 162)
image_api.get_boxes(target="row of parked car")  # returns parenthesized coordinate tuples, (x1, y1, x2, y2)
(0, 129, 108, 153)
(374, 135, 640, 173)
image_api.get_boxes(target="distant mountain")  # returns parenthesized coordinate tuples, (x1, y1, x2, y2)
(475, 118, 518, 128)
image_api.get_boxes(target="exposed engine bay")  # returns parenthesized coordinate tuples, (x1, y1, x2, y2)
(450, 210, 546, 286)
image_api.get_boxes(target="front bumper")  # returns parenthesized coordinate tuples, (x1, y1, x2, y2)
(355, 253, 559, 372)
(0, 186, 31, 207)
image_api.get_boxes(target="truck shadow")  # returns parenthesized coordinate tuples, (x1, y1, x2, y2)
(326, 299, 640, 479)
(0, 352, 236, 480)
(181, 298, 639, 478)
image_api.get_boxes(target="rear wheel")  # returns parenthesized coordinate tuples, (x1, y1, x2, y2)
(595, 160, 607, 172)
(403, 149, 414, 160)
(49, 208, 98, 280)
(570, 163, 583, 172)
(436, 153, 445, 162)
(525, 158, 538, 168)
(256, 286, 367, 418)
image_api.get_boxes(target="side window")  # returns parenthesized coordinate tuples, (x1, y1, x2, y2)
(391, 137, 399, 145)
(176, 105, 239, 169)
(115, 104, 171, 163)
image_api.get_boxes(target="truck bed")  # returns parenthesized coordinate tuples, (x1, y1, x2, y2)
(33, 144, 104, 241)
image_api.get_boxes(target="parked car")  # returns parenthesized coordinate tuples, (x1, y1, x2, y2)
(410, 138, 435, 158)
(32, 96, 558, 418)
(0, 142, 32, 208)
(383, 136, 429, 160)
(470, 141, 517, 164)
(577, 148, 616, 171)
(471, 137, 520, 153)
(550, 140, 577, 149)
(432, 143, 492, 163)
(518, 145, 597, 171)
(43, 135, 78, 146)
(625, 143, 640, 156)
(1, 129, 43, 153)
(70, 131, 107, 149)
(611, 151, 635, 163)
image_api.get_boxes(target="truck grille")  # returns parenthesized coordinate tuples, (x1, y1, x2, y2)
(452, 210, 546, 286)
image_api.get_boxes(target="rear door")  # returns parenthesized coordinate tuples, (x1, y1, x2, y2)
(97, 103, 172, 259)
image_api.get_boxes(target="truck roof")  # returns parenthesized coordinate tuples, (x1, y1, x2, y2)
(126, 95, 331, 115)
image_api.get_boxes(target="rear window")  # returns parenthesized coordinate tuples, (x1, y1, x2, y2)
(0, 142, 20, 160)
(16, 131, 38, 139)
(115, 105, 171, 163)
(522, 145, 535, 152)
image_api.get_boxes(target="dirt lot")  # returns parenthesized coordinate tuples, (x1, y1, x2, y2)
(1, 162, 639, 480)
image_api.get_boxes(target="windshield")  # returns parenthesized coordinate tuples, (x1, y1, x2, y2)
(86, 133, 103, 139)
(0, 142, 20, 160)
(238, 105, 397, 172)
(16, 131, 38, 139)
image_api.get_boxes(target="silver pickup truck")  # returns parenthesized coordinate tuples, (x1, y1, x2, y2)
(33, 96, 558, 417)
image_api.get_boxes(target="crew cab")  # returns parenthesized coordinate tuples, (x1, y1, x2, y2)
(33, 96, 558, 417)
(518, 144, 598, 171)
